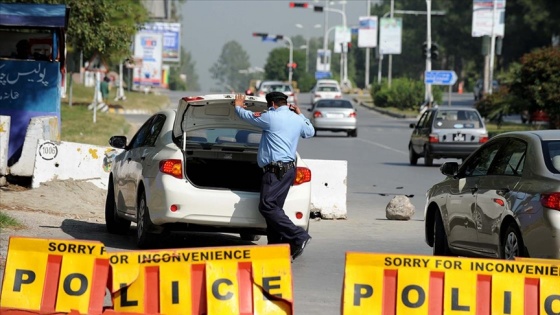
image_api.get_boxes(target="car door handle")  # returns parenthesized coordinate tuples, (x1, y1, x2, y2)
(496, 188, 510, 196)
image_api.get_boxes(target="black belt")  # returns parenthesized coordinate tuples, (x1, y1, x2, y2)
(263, 161, 296, 172)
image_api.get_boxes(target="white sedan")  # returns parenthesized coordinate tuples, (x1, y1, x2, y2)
(105, 94, 313, 248)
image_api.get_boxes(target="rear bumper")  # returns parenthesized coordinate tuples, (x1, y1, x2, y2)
(312, 118, 357, 131)
(428, 143, 481, 158)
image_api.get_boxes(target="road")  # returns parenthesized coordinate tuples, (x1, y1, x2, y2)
(119, 90, 472, 314)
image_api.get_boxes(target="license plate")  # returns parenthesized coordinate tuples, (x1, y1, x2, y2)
(329, 113, 344, 118)
(453, 134, 465, 141)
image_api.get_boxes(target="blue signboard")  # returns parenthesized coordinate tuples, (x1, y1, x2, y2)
(0, 60, 61, 162)
(424, 70, 458, 85)
(315, 71, 332, 79)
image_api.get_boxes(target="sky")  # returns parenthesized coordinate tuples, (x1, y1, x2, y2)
(180, 0, 377, 91)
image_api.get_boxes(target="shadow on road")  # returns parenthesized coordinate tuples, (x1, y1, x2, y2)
(60, 219, 256, 251)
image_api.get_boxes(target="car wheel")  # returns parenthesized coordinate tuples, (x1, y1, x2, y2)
(500, 224, 523, 260)
(136, 191, 154, 249)
(424, 147, 434, 166)
(351, 129, 358, 137)
(409, 144, 419, 166)
(105, 179, 131, 235)
(240, 233, 261, 242)
(433, 210, 452, 256)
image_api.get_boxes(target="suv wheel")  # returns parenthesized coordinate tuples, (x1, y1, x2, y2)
(433, 210, 452, 256)
(136, 191, 154, 249)
(409, 145, 419, 166)
(424, 147, 434, 166)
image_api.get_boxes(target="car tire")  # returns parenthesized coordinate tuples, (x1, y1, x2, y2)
(136, 191, 155, 249)
(348, 129, 357, 137)
(105, 179, 131, 235)
(424, 147, 434, 166)
(500, 224, 524, 260)
(433, 210, 452, 256)
(409, 144, 419, 166)
(240, 233, 261, 242)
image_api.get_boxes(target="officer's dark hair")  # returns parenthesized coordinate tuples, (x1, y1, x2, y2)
(266, 91, 288, 106)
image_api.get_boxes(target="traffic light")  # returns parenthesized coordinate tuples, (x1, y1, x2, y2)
(253, 32, 268, 37)
(422, 42, 429, 59)
(289, 2, 308, 8)
(313, 5, 324, 12)
(431, 43, 439, 60)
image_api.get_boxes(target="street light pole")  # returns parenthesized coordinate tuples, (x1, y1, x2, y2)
(365, 0, 371, 89)
(488, 0, 497, 94)
(284, 36, 294, 85)
(388, 0, 394, 88)
(425, 0, 433, 103)
(295, 23, 321, 73)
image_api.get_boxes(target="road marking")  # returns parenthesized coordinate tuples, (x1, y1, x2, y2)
(357, 138, 407, 155)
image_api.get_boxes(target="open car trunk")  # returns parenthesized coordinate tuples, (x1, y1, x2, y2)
(183, 147, 262, 192)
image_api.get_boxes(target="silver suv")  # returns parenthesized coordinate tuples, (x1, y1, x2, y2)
(409, 107, 489, 166)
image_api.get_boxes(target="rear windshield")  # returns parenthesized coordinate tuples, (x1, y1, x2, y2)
(544, 141, 560, 174)
(261, 84, 292, 92)
(316, 100, 353, 108)
(433, 110, 483, 129)
(185, 128, 261, 146)
(317, 85, 340, 92)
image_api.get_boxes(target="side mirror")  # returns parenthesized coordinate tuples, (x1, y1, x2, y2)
(440, 162, 459, 177)
(109, 136, 127, 149)
(409, 123, 416, 128)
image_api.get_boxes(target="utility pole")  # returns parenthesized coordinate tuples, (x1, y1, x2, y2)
(388, 0, 394, 88)
(365, 0, 371, 89)
(425, 0, 433, 103)
(488, 0, 497, 94)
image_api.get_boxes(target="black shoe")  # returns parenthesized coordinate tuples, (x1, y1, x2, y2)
(291, 236, 311, 261)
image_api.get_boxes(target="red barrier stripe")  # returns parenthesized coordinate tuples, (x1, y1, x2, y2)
(41, 254, 63, 312)
(237, 262, 253, 315)
(144, 266, 160, 314)
(524, 278, 539, 315)
(476, 274, 491, 315)
(428, 271, 444, 315)
(382, 269, 397, 315)
(191, 264, 206, 315)
(88, 258, 110, 315)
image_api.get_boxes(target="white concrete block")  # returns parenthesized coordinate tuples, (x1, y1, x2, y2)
(32, 140, 123, 189)
(10, 116, 60, 177)
(303, 159, 347, 219)
(0, 116, 10, 176)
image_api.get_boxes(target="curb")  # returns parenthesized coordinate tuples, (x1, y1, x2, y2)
(353, 97, 417, 119)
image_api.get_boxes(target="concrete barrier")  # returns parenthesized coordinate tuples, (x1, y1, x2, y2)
(10, 116, 59, 177)
(32, 139, 122, 189)
(303, 159, 347, 219)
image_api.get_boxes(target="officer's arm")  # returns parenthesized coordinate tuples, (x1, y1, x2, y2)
(299, 114, 315, 138)
(234, 106, 270, 129)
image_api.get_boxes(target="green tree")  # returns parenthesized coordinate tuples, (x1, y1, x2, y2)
(209, 41, 251, 92)
(510, 47, 560, 125)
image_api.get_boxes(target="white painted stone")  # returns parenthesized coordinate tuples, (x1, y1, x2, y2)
(0, 116, 10, 176)
(302, 159, 347, 219)
(32, 140, 123, 189)
(386, 195, 415, 220)
(10, 116, 60, 177)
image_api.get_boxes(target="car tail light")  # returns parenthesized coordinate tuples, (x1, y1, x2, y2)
(313, 111, 323, 118)
(160, 159, 183, 179)
(335, 95, 342, 99)
(182, 96, 204, 102)
(479, 135, 489, 143)
(349, 112, 356, 118)
(541, 193, 560, 210)
(315, 94, 321, 98)
(294, 167, 311, 185)
(429, 134, 439, 143)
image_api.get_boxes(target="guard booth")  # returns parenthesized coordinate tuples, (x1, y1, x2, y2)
(0, 3, 69, 168)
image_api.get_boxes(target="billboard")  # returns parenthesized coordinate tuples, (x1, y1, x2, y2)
(142, 22, 181, 62)
(358, 16, 378, 48)
(133, 32, 163, 87)
(379, 18, 402, 55)
(472, 0, 506, 37)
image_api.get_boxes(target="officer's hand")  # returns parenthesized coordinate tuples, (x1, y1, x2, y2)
(289, 104, 302, 115)
(234, 94, 246, 107)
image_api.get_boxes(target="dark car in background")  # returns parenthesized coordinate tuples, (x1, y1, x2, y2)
(424, 130, 560, 260)
(409, 107, 488, 166)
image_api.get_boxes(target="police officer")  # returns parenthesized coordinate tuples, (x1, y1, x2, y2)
(234, 92, 314, 260)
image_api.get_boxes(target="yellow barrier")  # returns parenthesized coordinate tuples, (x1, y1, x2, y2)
(0, 236, 294, 315)
(342, 252, 560, 315)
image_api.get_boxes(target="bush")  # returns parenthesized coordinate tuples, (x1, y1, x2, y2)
(370, 78, 426, 110)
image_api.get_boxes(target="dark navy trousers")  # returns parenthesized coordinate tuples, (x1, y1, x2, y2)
(259, 168, 309, 245)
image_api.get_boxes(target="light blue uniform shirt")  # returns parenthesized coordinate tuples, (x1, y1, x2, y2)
(235, 105, 315, 168)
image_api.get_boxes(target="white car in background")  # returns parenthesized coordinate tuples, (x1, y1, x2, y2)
(256, 81, 298, 105)
(105, 94, 312, 248)
(310, 83, 343, 104)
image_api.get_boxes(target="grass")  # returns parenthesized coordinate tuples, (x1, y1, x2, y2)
(61, 82, 170, 146)
(0, 211, 22, 229)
